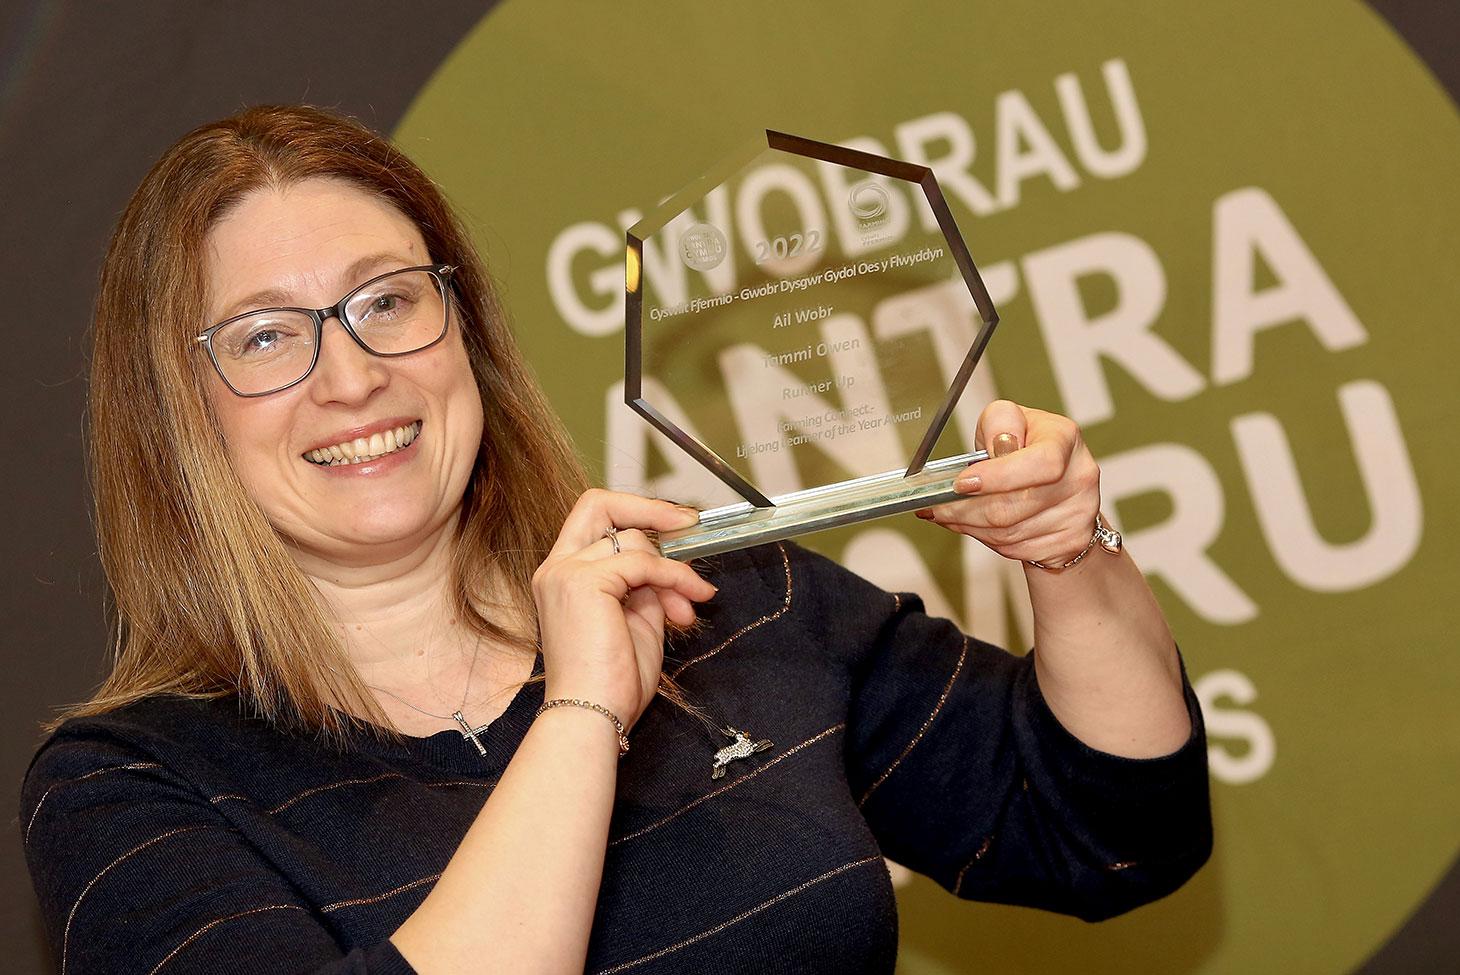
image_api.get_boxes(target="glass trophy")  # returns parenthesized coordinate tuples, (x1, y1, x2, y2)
(625, 130, 1000, 560)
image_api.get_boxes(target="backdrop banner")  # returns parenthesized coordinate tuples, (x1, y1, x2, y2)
(396, 4, 1459, 973)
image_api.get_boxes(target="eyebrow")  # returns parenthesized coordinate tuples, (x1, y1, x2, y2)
(215, 252, 418, 320)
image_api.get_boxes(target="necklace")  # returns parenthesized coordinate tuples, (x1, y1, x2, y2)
(357, 639, 495, 756)
(350, 635, 772, 773)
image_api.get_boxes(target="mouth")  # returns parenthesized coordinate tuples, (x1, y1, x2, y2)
(303, 420, 423, 467)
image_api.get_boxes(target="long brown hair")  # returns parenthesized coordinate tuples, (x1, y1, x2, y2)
(52, 104, 699, 744)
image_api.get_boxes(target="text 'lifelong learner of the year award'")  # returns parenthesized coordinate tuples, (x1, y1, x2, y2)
(626, 131, 1000, 560)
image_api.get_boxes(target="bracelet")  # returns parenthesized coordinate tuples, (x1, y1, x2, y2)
(536, 698, 630, 758)
(1026, 513, 1123, 571)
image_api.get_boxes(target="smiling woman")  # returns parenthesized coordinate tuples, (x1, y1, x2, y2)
(70, 107, 603, 735)
(201, 183, 490, 564)
(20, 105, 1212, 975)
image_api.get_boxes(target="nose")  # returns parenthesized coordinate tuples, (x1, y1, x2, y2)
(307, 314, 390, 405)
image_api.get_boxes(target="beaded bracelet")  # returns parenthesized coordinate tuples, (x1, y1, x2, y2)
(535, 698, 630, 758)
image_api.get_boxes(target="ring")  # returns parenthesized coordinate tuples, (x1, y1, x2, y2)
(603, 525, 621, 555)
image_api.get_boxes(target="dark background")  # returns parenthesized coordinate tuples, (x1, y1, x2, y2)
(2, 2, 1455, 972)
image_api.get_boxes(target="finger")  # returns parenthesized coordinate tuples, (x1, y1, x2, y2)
(598, 550, 718, 602)
(625, 584, 696, 626)
(924, 481, 1063, 535)
(973, 399, 1028, 455)
(924, 500, 1096, 564)
(590, 531, 715, 619)
(551, 489, 700, 558)
(653, 587, 698, 627)
(922, 495, 1103, 563)
(954, 438, 1070, 496)
(924, 487, 1091, 540)
(623, 585, 666, 628)
(957, 411, 1080, 496)
(582, 527, 662, 561)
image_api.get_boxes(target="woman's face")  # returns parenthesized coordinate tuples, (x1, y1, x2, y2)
(203, 177, 485, 565)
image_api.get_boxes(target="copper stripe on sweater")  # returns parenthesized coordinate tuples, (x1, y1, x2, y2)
(953, 834, 995, 896)
(669, 543, 793, 679)
(856, 635, 969, 808)
(608, 723, 845, 847)
(61, 824, 220, 975)
(593, 855, 885, 974)
(148, 904, 309, 975)
(321, 873, 443, 913)
(207, 773, 491, 813)
(25, 761, 163, 844)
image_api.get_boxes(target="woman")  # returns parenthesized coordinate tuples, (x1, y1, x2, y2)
(21, 105, 1211, 974)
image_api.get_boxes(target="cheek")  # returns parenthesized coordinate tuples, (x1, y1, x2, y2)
(206, 367, 252, 441)
(456, 370, 486, 443)
(447, 389, 486, 482)
(441, 334, 486, 443)
(206, 383, 295, 501)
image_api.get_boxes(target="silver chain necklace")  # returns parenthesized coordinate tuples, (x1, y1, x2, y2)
(356, 640, 496, 755)
(352, 637, 776, 776)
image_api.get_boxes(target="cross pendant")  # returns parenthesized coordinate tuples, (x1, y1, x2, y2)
(452, 710, 490, 756)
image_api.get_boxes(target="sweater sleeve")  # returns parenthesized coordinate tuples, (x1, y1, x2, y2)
(19, 727, 418, 975)
(783, 541, 1213, 922)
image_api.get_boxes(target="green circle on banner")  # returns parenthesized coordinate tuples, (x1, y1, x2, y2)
(397, 2, 1460, 972)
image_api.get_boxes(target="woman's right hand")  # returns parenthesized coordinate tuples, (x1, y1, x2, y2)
(532, 489, 716, 733)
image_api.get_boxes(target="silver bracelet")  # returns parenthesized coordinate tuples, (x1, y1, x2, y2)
(536, 698, 630, 758)
(1026, 513, 1123, 571)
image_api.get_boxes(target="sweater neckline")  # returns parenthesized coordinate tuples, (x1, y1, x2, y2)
(346, 649, 546, 776)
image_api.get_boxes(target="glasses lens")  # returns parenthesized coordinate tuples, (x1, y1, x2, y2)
(210, 311, 318, 395)
(344, 270, 448, 354)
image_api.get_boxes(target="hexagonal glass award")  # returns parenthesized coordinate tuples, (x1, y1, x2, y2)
(626, 131, 999, 560)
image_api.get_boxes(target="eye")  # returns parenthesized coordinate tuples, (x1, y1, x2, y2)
(216, 316, 308, 360)
(245, 329, 283, 353)
(362, 290, 417, 320)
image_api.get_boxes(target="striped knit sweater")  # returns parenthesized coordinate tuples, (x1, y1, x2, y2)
(20, 541, 1213, 974)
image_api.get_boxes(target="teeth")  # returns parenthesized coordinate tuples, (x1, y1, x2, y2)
(304, 421, 421, 466)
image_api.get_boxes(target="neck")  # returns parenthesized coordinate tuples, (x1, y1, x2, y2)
(284, 511, 535, 733)
(294, 509, 483, 678)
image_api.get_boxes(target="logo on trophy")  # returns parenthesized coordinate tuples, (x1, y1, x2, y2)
(847, 178, 892, 241)
(678, 223, 729, 273)
(625, 131, 1000, 559)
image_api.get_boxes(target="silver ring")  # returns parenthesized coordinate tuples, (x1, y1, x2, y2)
(603, 525, 620, 555)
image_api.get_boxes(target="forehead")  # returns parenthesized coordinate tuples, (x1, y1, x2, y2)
(205, 177, 428, 317)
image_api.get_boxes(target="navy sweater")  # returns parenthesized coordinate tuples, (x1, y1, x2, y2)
(20, 542, 1213, 974)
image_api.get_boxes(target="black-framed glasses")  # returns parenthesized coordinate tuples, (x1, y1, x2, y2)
(196, 263, 457, 397)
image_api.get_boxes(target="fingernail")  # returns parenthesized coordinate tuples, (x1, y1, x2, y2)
(991, 433, 1019, 458)
(914, 508, 934, 520)
(954, 475, 982, 493)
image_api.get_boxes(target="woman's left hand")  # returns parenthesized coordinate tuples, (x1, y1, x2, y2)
(915, 399, 1102, 566)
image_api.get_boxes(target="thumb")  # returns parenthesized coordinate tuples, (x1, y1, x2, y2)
(975, 399, 1029, 457)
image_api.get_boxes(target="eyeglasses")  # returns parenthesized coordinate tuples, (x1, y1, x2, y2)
(196, 264, 457, 397)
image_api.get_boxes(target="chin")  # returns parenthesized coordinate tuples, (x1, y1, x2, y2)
(302, 498, 444, 552)
(349, 507, 441, 545)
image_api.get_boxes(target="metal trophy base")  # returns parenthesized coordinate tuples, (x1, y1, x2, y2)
(656, 450, 991, 561)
